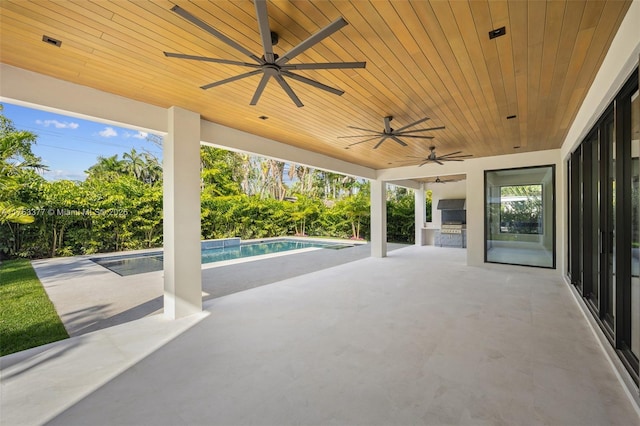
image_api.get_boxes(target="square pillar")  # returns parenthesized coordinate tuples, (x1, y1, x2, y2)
(466, 168, 484, 266)
(163, 107, 202, 319)
(370, 179, 387, 258)
(415, 184, 426, 246)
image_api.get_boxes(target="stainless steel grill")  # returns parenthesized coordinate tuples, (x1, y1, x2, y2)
(440, 224, 463, 234)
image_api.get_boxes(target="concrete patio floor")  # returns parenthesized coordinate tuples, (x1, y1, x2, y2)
(30, 241, 407, 336)
(1, 245, 639, 425)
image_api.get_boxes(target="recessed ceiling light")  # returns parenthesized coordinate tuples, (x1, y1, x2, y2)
(506, 115, 517, 120)
(258, 115, 268, 120)
(489, 27, 506, 40)
(42, 35, 62, 47)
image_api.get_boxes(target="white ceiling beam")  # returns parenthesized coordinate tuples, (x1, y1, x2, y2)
(0, 64, 167, 135)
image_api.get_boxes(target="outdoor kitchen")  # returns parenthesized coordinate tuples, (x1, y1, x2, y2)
(434, 199, 467, 248)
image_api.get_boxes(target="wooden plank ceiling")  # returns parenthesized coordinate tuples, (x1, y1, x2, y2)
(0, 0, 631, 171)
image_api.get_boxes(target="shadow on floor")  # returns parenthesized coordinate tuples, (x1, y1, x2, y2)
(201, 242, 409, 301)
(71, 243, 410, 335)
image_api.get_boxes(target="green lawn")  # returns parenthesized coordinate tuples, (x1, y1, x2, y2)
(0, 259, 69, 356)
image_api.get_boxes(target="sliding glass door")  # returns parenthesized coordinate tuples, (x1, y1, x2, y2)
(568, 68, 638, 382)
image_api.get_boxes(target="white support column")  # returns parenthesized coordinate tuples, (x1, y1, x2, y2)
(415, 183, 426, 246)
(370, 179, 387, 258)
(163, 107, 202, 319)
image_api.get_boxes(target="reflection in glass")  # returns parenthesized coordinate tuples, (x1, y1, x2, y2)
(499, 185, 543, 234)
(485, 166, 555, 268)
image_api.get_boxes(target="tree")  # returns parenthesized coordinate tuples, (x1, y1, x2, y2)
(40, 180, 88, 257)
(333, 182, 370, 239)
(87, 149, 162, 185)
(141, 151, 162, 185)
(290, 195, 320, 236)
(200, 146, 242, 196)
(0, 170, 47, 258)
(287, 164, 314, 195)
(127, 180, 162, 248)
(0, 105, 47, 226)
(387, 191, 415, 243)
(86, 154, 126, 177)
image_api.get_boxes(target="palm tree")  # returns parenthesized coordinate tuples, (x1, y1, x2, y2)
(122, 148, 146, 181)
(86, 155, 126, 177)
(141, 151, 162, 185)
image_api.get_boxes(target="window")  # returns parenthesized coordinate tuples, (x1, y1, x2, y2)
(485, 165, 555, 268)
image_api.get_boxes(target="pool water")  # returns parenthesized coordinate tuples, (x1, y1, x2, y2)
(91, 239, 354, 276)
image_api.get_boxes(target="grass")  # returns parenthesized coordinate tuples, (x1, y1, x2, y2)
(0, 259, 69, 356)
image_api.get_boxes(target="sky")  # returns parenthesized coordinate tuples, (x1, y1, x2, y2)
(1, 102, 163, 181)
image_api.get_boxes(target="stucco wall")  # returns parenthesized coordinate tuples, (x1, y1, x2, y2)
(427, 179, 466, 229)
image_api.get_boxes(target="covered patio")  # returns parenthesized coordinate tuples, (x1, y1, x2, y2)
(1, 0, 640, 423)
(3, 245, 638, 425)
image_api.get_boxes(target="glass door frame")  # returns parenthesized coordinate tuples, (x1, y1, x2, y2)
(616, 69, 639, 379)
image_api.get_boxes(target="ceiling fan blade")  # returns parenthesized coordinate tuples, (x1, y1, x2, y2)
(396, 126, 446, 134)
(171, 5, 263, 64)
(418, 161, 430, 167)
(338, 134, 383, 139)
(250, 74, 271, 105)
(394, 135, 434, 140)
(373, 136, 390, 149)
(442, 154, 473, 159)
(254, 0, 275, 63)
(390, 135, 408, 147)
(439, 151, 462, 157)
(281, 71, 344, 96)
(395, 116, 431, 132)
(275, 75, 303, 107)
(405, 155, 428, 159)
(163, 52, 261, 68)
(200, 69, 262, 90)
(435, 160, 444, 165)
(347, 136, 381, 147)
(276, 17, 348, 65)
(384, 116, 392, 133)
(441, 159, 465, 162)
(281, 62, 366, 70)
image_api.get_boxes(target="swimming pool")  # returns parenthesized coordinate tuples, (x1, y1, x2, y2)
(91, 238, 354, 276)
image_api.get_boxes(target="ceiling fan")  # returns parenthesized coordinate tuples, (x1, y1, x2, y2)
(340, 116, 445, 149)
(164, 1, 366, 107)
(403, 146, 473, 166)
(431, 176, 462, 184)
